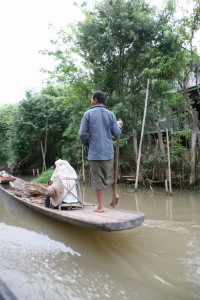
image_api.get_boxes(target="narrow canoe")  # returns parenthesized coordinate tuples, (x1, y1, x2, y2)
(0, 175, 15, 184)
(0, 177, 144, 232)
(0, 277, 18, 300)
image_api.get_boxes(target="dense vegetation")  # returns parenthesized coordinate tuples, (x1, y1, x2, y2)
(0, 0, 200, 186)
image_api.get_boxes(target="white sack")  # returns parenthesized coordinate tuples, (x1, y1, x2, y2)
(51, 159, 78, 203)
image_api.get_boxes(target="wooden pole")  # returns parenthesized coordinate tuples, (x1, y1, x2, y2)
(156, 122, 169, 192)
(41, 141, 46, 172)
(111, 138, 120, 208)
(166, 127, 172, 195)
(165, 179, 169, 193)
(44, 117, 48, 172)
(82, 145, 85, 183)
(135, 79, 150, 191)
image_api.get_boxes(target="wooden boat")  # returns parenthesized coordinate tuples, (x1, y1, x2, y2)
(0, 175, 16, 184)
(0, 277, 17, 300)
(0, 177, 145, 232)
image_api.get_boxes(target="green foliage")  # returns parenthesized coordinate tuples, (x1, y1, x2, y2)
(169, 136, 190, 174)
(59, 83, 92, 170)
(143, 133, 191, 181)
(181, 125, 192, 140)
(168, 92, 185, 109)
(0, 104, 18, 165)
(40, 0, 199, 137)
(32, 169, 54, 184)
(1, 0, 199, 184)
(11, 90, 68, 170)
(143, 151, 168, 180)
(76, 0, 156, 95)
(143, 154, 158, 175)
(40, 25, 93, 87)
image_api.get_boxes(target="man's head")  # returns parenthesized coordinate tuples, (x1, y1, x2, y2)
(92, 91, 105, 104)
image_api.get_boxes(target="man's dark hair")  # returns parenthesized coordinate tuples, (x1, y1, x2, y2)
(93, 91, 105, 104)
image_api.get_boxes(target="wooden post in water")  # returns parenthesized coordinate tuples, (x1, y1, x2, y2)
(166, 127, 172, 195)
(190, 111, 198, 185)
(41, 141, 46, 172)
(135, 79, 150, 191)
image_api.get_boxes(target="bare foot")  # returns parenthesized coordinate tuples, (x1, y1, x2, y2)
(115, 195, 119, 204)
(110, 195, 119, 207)
(94, 207, 104, 213)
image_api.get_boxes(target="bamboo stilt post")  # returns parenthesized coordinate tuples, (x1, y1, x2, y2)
(156, 122, 168, 191)
(41, 141, 46, 172)
(132, 128, 138, 163)
(190, 111, 198, 185)
(40, 117, 48, 173)
(82, 145, 85, 183)
(165, 179, 168, 193)
(135, 79, 150, 191)
(44, 118, 48, 171)
(166, 127, 172, 195)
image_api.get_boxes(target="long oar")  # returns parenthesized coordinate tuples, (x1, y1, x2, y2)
(111, 138, 120, 208)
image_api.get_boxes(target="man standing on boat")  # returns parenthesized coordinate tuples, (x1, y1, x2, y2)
(79, 91, 123, 213)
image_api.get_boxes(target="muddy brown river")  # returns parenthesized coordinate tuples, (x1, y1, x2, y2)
(0, 184, 200, 300)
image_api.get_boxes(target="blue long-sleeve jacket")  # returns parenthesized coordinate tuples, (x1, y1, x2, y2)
(79, 105, 122, 160)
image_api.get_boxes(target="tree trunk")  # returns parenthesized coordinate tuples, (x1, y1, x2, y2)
(152, 139, 158, 181)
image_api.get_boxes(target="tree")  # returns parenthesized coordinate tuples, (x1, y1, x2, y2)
(0, 104, 17, 167)
(40, 0, 200, 183)
(11, 90, 68, 172)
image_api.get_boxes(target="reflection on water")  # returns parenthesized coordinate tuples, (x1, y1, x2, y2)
(0, 184, 200, 300)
